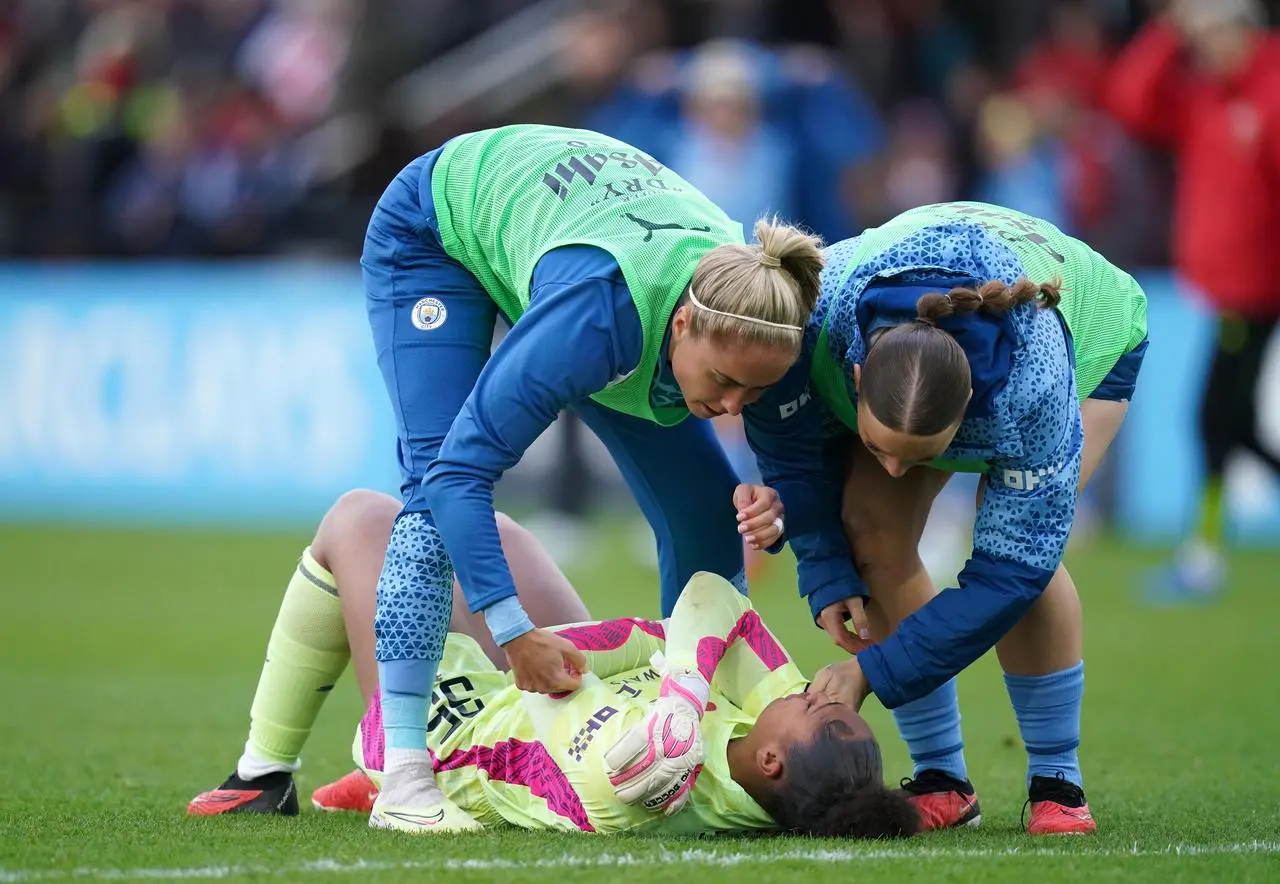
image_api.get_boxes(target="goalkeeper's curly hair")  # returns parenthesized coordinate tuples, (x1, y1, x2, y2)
(756, 719, 919, 839)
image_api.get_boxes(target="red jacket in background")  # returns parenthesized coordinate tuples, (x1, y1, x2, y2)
(1107, 21, 1280, 318)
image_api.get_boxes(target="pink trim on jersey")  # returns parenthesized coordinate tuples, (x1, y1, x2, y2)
(436, 740, 595, 832)
(357, 694, 594, 832)
(555, 617, 665, 651)
(695, 609, 788, 683)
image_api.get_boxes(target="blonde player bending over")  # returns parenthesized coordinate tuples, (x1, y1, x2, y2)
(189, 490, 915, 837)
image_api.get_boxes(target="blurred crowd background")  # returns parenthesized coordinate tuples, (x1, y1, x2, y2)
(2, 0, 1280, 586)
(3, 0, 1265, 261)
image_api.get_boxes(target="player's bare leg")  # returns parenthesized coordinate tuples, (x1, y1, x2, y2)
(841, 439, 979, 831)
(189, 490, 589, 820)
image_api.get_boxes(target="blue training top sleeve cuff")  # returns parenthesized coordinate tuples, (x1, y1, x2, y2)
(806, 578, 867, 621)
(484, 595, 536, 646)
(855, 645, 906, 709)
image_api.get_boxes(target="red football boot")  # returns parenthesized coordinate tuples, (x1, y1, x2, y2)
(1025, 774, 1097, 835)
(311, 769, 379, 813)
(899, 769, 982, 831)
(187, 771, 298, 816)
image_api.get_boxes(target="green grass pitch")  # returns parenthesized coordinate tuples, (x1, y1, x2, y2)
(2, 519, 1278, 883)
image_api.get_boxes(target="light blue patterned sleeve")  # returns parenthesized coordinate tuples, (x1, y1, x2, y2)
(973, 312, 1083, 570)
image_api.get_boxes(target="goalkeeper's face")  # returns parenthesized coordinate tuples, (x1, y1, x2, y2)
(752, 690, 873, 750)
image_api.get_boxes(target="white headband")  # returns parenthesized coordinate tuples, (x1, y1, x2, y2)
(687, 285, 804, 332)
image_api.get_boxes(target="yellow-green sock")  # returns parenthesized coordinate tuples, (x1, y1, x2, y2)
(1195, 478, 1225, 547)
(237, 547, 350, 779)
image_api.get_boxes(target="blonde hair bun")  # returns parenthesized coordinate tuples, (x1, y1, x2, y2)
(686, 215, 825, 348)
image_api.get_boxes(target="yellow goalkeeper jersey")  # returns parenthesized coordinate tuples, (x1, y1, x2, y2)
(355, 614, 807, 834)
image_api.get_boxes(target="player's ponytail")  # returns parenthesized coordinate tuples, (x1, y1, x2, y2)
(686, 216, 825, 350)
(915, 276, 1061, 322)
(861, 276, 1062, 436)
(757, 720, 919, 839)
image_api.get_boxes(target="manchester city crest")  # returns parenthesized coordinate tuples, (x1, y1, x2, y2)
(411, 297, 448, 331)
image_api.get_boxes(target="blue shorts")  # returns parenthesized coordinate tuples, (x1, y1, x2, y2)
(1088, 338, 1148, 403)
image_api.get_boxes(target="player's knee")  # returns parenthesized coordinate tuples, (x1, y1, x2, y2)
(842, 517, 919, 593)
(312, 489, 401, 572)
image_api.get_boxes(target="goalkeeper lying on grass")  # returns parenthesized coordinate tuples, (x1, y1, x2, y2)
(189, 489, 916, 838)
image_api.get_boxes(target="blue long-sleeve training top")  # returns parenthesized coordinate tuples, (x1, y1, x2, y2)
(745, 232, 1085, 709)
(421, 245, 643, 614)
(744, 360, 858, 611)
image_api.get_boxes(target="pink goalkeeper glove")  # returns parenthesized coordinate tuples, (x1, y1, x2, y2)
(602, 653, 708, 815)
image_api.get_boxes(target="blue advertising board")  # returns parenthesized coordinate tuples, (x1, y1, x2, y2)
(1118, 273, 1280, 544)
(2, 263, 1278, 543)
(0, 263, 401, 526)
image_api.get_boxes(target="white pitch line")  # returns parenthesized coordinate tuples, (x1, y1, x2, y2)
(2, 842, 1279, 882)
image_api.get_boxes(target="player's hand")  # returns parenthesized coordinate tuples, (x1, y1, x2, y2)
(603, 657, 707, 816)
(810, 658, 871, 712)
(504, 628, 587, 695)
(733, 483, 784, 551)
(817, 595, 873, 654)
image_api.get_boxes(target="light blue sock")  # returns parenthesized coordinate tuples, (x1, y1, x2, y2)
(380, 681, 434, 751)
(891, 678, 968, 782)
(1004, 661, 1084, 788)
(374, 512, 454, 757)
